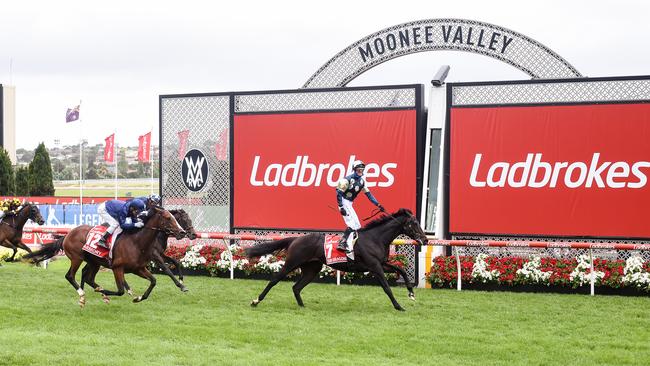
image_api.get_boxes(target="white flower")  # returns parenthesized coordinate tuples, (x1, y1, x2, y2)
(569, 254, 604, 286)
(516, 256, 552, 284)
(622, 255, 650, 290)
(180, 244, 206, 269)
(471, 253, 500, 283)
(319, 265, 334, 278)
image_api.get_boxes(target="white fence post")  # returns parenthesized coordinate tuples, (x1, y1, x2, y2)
(589, 248, 595, 296)
(454, 246, 462, 291)
(223, 239, 234, 280)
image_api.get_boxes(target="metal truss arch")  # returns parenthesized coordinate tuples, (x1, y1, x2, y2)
(304, 18, 582, 88)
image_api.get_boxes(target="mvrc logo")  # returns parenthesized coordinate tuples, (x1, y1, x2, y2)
(181, 149, 209, 192)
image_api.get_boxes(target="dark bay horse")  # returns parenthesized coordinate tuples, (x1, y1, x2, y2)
(27, 206, 185, 307)
(0, 203, 45, 261)
(79, 208, 197, 294)
(246, 208, 428, 311)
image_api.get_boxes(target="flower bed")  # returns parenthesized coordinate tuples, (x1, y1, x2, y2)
(164, 244, 409, 284)
(427, 254, 650, 293)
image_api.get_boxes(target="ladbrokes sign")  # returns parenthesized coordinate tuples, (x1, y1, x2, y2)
(234, 110, 417, 230)
(449, 103, 650, 238)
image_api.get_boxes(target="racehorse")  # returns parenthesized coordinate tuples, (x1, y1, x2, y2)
(26, 206, 185, 307)
(79, 208, 197, 294)
(0, 203, 45, 262)
(245, 208, 428, 311)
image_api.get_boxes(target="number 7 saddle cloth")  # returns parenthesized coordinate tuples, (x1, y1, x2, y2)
(324, 234, 348, 265)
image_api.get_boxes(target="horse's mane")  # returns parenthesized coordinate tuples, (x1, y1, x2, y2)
(359, 208, 413, 231)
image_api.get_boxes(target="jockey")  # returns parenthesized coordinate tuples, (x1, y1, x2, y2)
(335, 160, 385, 254)
(133, 194, 161, 209)
(0, 198, 22, 220)
(96, 198, 147, 249)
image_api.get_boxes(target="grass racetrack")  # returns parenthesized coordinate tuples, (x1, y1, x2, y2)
(1, 258, 649, 366)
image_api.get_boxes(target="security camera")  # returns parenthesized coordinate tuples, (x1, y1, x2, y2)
(431, 65, 450, 87)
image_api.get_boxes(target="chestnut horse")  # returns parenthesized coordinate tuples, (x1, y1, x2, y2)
(27, 206, 185, 306)
(0, 203, 45, 261)
(246, 208, 428, 311)
(79, 208, 197, 294)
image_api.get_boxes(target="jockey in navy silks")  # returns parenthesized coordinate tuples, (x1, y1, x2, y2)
(336, 160, 385, 255)
(133, 194, 161, 209)
(96, 199, 147, 248)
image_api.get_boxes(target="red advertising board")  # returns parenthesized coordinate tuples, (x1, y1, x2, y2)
(234, 110, 417, 230)
(449, 103, 650, 238)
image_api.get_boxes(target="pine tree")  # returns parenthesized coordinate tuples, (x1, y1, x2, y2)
(0, 148, 15, 195)
(28, 142, 55, 196)
(14, 166, 30, 195)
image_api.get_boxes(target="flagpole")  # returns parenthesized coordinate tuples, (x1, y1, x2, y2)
(150, 126, 154, 195)
(114, 132, 117, 199)
(78, 99, 83, 222)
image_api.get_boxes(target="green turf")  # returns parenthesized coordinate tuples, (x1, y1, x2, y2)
(54, 188, 154, 197)
(54, 179, 158, 197)
(1, 259, 649, 366)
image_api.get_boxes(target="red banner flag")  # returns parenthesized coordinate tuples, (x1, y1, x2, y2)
(104, 134, 115, 162)
(178, 129, 190, 160)
(215, 128, 228, 161)
(138, 132, 151, 162)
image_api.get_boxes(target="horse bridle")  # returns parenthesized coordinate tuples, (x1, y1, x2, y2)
(368, 210, 424, 243)
(140, 220, 183, 236)
(1, 204, 36, 229)
(141, 210, 185, 237)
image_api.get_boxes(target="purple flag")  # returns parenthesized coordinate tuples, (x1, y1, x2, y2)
(66, 105, 80, 123)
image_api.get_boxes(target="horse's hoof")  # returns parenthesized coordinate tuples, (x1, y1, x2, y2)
(102, 295, 110, 304)
(395, 306, 406, 311)
(250, 299, 259, 307)
(133, 296, 143, 303)
(180, 286, 189, 292)
(94, 287, 104, 293)
(78, 297, 86, 309)
(5, 258, 13, 262)
(408, 293, 416, 301)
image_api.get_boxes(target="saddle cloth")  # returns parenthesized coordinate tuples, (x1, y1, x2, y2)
(82, 225, 121, 259)
(324, 234, 348, 265)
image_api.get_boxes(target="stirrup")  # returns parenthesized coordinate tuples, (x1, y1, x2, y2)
(97, 239, 109, 249)
(345, 250, 355, 261)
(337, 241, 348, 252)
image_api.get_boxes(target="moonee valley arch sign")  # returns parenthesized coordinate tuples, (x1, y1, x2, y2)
(303, 19, 582, 88)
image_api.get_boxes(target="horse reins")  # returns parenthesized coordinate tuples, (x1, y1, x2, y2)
(0, 205, 30, 229)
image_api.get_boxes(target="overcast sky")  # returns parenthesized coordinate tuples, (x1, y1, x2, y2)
(2, 0, 649, 149)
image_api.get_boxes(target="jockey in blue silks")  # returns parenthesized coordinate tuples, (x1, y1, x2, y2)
(336, 160, 385, 256)
(96, 198, 147, 248)
(133, 194, 161, 209)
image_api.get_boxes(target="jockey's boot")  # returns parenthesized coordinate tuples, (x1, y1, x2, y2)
(337, 227, 353, 252)
(96, 231, 111, 249)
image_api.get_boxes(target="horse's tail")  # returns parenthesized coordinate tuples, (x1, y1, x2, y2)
(245, 237, 296, 258)
(24, 234, 65, 264)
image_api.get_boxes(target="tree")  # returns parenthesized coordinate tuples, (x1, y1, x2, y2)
(28, 142, 55, 196)
(0, 148, 14, 195)
(14, 166, 30, 195)
(118, 147, 129, 178)
(51, 158, 65, 180)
